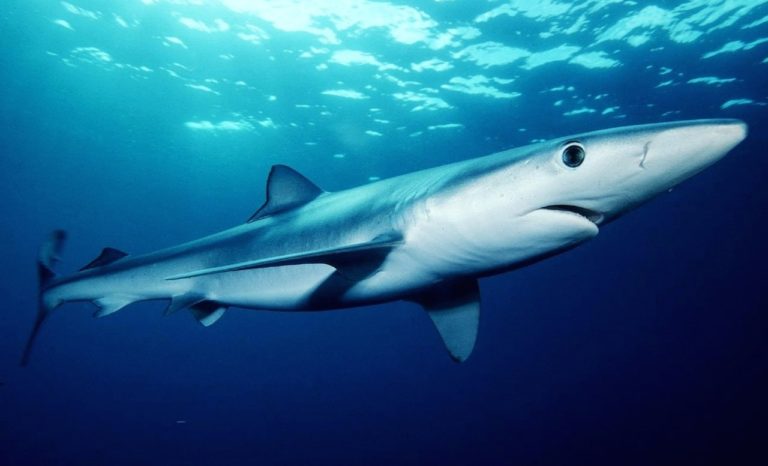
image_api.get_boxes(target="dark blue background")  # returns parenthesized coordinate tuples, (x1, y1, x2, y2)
(2, 1, 767, 465)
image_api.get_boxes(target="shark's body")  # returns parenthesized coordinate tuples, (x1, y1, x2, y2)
(23, 119, 747, 364)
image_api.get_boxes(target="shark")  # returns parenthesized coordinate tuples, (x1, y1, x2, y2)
(21, 119, 747, 365)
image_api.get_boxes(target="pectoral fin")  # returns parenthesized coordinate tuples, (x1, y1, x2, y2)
(412, 279, 480, 363)
(165, 233, 403, 280)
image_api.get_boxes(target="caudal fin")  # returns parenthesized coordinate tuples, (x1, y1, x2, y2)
(20, 230, 67, 367)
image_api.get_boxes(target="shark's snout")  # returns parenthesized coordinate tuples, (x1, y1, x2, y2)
(724, 119, 747, 139)
(627, 119, 747, 200)
(692, 119, 748, 160)
(716, 119, 748, 145)
(646, 119, 747, 172)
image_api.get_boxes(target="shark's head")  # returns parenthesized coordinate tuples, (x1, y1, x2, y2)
(402, 119, 747, 278)
(526, 119, 747, 229)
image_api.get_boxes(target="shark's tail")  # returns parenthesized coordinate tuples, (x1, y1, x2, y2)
(20, 230, 67, 367)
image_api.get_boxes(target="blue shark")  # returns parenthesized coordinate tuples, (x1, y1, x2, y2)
(22, 119, 747, 365)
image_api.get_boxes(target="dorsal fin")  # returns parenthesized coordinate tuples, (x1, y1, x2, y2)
(80, 247, 128, 271)
(248, 165, 324, 222)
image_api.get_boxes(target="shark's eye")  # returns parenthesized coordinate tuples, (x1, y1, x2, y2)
(562, 144, 585, 168)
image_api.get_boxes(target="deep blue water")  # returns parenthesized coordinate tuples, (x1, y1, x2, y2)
(1, 1, 767, 465)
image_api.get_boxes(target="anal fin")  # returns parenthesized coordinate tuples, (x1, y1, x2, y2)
(412, 278, 480, 363)
(93, 296, 134, 318)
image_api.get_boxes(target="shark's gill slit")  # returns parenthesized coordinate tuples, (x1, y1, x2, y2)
(640, 141, 651, 168)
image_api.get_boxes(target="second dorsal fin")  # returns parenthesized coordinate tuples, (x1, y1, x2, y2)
(80, 247, 128, 271)
(248, 165, 325, 222)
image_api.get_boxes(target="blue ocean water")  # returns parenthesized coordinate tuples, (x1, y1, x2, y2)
(1, 1, 767, 464)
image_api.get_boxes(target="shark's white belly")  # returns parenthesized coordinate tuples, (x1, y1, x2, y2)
(199, 264, 336, 309)
(199, 254, 436, 310)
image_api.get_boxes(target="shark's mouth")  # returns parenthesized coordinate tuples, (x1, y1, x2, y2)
(542, 205, 604, 224)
